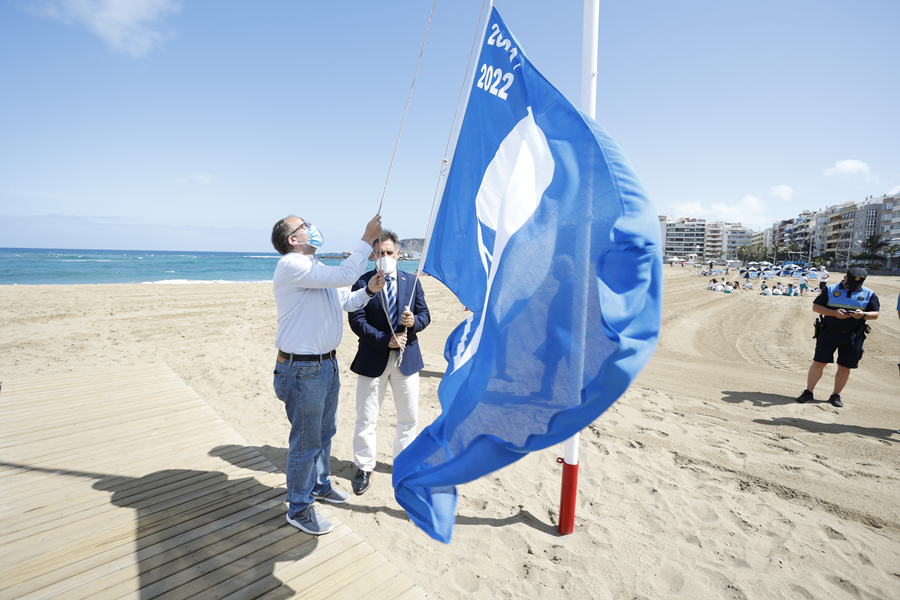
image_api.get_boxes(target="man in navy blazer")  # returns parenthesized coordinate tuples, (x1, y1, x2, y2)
(348, 230, 430, 495)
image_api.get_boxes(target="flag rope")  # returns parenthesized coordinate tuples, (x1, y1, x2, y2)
(403, 0, 491, 315)
(372, 0, 437, 366)
(376, 0, 437, 217)
(374, 0, 490, 368)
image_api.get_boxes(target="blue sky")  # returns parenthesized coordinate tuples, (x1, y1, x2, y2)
(1, 0, 898, 252)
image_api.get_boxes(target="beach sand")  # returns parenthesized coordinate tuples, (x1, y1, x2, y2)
(1, 268, 899, 599)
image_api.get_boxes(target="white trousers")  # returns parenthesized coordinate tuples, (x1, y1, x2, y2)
(353, 352, 419, 472)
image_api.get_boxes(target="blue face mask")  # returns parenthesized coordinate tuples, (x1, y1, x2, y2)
(305, 224, 324, 248)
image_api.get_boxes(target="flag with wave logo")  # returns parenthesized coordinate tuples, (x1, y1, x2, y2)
(392, 7, 662, 543)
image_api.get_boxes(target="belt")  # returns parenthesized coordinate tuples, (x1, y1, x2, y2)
(277, 349, 336, 363)
(821, 325, 856, 335)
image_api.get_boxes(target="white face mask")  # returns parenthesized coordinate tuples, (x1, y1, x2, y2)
(375, 256, 397, 275)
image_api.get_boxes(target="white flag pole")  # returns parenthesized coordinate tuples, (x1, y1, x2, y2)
(558, 0, 599, 537)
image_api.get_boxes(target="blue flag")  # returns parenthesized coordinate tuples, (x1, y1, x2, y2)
(392, 7, 663, 543)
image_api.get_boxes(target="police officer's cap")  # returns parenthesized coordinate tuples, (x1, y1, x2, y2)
(847, 267, 867, 286)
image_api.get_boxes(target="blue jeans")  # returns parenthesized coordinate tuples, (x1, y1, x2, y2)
(273, 356, 340, 519)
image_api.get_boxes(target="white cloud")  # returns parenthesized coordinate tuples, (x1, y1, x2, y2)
(35, 0, 181, 57)
(823, 159, 879, 183)
(670, 201, 707, 217)
(768, 185, 795, 200)
(889, 184, 900, 195)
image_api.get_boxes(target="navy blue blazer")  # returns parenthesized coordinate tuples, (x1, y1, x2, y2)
(349, 269, 431, 377)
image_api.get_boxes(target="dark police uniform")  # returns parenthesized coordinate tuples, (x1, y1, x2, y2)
(812, 282, 880, 369)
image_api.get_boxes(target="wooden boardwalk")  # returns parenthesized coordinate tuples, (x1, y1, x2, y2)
(0, 364, 426, 600)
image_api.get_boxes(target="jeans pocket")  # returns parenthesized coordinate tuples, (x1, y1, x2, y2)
(296, 363, 322, 379)
(273, 372, 286, 402)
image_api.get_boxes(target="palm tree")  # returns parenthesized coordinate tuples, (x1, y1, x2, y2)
(818, 251, 836, 268)
(886, 244, 900, 270)
(856, 234, 888, 262)
(752, 244, 768, 262)
(772, 245, 789, 264)
(787, 241, 802, 264)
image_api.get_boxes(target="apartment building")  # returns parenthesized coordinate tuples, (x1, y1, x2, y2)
(886, 192, 900, 244)
(752, 228, 773, 249)
(661, 192, 900, 265)
(704, 222, 724, 258)
(853, 197, 883, 253)
(662, 217, 707, 259)
(723, 224, 754, 258)
(660, 218, 754, 260)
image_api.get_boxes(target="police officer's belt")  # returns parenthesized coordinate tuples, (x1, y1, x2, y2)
(819, 324, 858, 335)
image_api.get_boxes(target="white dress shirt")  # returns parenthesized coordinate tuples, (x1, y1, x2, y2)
(274, 240, 372, 355)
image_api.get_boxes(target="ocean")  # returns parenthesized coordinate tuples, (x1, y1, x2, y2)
(0, 248, 421, 285)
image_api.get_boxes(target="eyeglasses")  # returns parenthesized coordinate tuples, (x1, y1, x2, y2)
(288, 221, 311, 238)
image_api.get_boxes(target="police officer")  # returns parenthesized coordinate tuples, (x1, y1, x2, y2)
(797, 267, 880, 408)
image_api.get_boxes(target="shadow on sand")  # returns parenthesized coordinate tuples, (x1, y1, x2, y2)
(250, 446, 560, 537)
(752, 417, 899, 444)
(720, 390, 799, 408)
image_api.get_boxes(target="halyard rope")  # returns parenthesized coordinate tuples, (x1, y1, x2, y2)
(402, 0, 490, 320)
(378, 0, 490, 368)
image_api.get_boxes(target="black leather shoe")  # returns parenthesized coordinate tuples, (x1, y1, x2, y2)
(352, 469, 371, 495)
(829, 394, 844, 408)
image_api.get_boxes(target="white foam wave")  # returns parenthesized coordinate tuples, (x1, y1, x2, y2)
(142, 279, 273, 285)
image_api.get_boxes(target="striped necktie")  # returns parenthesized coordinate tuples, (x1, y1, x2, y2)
(385, 275, 397, 329)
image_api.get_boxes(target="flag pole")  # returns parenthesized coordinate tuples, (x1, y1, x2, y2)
(558, 0, 599, 537)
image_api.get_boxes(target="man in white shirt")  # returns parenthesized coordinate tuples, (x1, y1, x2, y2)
(271, 214, 384, 536)
(818, 267, 829, 292)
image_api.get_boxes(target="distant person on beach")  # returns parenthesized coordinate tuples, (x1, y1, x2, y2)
(270, 214, 385, 535)
(799, 274, 809, 296)
(797, 268, 880, 408)
(818, 267, 829, 291)
(707, 278, 717, 290)
(347, 230, 430, 496)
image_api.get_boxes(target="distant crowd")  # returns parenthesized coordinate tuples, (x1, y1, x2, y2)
(706, 277, 812, 296)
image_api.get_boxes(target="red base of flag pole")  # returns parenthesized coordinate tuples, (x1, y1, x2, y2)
(557, 457, 578, 535)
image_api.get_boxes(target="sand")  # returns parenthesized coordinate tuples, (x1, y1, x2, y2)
(1, 268, 899, 599)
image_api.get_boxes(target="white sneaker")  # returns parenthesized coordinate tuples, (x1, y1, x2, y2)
(286, 505, 334, 535)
